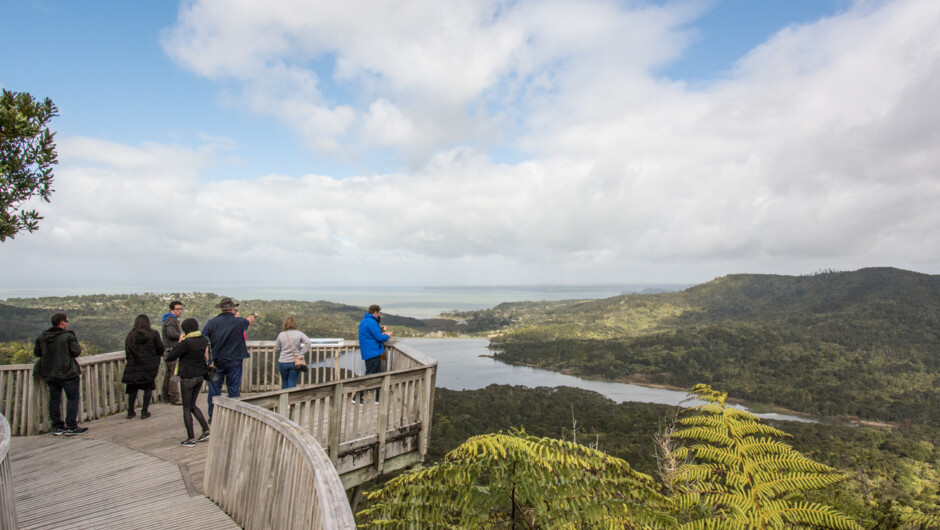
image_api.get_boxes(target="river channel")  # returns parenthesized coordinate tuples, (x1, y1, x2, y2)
(402, 338, 814, 423)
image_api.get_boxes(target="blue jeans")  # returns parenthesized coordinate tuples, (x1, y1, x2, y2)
(47, 376, 81, 429)
(278, 362, 299, 389)
(207, 358, 243, 418)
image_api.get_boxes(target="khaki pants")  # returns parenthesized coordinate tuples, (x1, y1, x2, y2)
(161, 359, 181, 403)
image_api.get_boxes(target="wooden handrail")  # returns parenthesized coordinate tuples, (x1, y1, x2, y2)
(0, 413, 17, 530)
(239, 340, 438, 489)
(0, 352, 146, 435)
(204, 397, 355, 529)
(1, 340, 438, 448)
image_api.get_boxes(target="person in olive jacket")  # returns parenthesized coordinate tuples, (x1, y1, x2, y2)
(122, 314, 165, 419)
(34, 312, 88, 436)
(166, 318, 211, 447)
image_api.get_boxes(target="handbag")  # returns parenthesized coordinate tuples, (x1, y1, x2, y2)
(288, 333, 308, 373)
(204, 344, 220, 382)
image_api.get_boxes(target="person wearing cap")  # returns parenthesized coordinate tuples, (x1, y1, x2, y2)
(202, 297, 257, 421)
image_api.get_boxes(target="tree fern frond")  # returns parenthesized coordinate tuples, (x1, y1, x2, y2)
(668, 384, 860, 530)
(358, 431, 675, 528)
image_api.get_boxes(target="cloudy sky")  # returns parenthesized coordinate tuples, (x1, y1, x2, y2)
(1, 0, 938, 294)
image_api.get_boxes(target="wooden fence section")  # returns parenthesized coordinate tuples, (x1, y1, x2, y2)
(0, 352, 171, 436)
(205, 397, 355, 529)
(239, 340, 438, 489)
(0, 414, 16, 530)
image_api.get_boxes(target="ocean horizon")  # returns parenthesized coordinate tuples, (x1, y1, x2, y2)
(0, 282, 691, 319)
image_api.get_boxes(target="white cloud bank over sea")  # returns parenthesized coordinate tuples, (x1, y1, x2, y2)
(2, 0, 939, 288)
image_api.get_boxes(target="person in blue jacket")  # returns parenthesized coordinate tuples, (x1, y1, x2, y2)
(356, 304, 392, 404)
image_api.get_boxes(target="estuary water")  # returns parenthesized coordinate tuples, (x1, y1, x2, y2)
(402, 337, 814, 423)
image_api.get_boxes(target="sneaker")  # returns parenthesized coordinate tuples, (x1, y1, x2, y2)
(64, 427, 88, 436)
(127, 410, 136, 419)
(53, 428, 66, 436)
(180, 439, 196, 448)
(140, 411, 151, 419)
(197, 431, 210, 443)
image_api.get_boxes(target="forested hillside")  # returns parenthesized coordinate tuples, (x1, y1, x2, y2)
(453, 268, 940, 425)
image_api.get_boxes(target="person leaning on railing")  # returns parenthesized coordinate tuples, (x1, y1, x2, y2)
(355, 304, 392, 405)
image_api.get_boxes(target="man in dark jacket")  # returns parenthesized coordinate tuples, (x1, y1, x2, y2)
(160, 301, 184, 405)
(34, 313, 88, 436)
(203, 297, 257, 421)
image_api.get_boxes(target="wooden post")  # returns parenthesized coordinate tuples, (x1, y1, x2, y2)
(375, 374, 391, 474)
(278, 392, 289, 417)
(418, 367, 434, 457)
(329, 383, 343, 461)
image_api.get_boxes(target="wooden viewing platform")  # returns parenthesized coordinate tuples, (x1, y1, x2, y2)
(0, 340, 437, 529)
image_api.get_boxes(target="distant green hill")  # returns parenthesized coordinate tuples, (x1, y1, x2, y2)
(458, 268, 939, 425)
(0, 292, 456, 358)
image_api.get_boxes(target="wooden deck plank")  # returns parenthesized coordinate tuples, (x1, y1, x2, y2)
(9, 395, 238, 529)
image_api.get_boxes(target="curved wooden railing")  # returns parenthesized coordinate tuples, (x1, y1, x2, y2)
(205, 397, 355, 529)
(0, 413, 16, 530)
(240, 339, 438, 489)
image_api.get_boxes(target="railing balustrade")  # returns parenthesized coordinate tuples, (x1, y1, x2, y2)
(0, 413, 16, 530)
(0, 352, 142, 435)
(205, 397, 355, 529)
(238, 340, 437, 489)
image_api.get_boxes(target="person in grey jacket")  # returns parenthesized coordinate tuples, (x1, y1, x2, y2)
(160, 301, 184, 405)
(274, 316, 310, 389)
(34, 312, 88, 436)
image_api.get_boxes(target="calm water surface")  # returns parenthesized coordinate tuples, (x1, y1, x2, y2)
(403, 338, 814, 423)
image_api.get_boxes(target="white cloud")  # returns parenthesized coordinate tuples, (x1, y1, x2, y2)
(4, 0, 939, 289)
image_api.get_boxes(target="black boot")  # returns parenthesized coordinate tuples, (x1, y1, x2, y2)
(140, 390, 152, 419)
(127, 392, 137, 418)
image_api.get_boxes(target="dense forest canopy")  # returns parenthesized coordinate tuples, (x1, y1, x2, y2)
(450, 268, 940, 426)
(413, 385, 940, 528)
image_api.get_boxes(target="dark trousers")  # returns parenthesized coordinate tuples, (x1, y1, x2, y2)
(207, 358, 243, 418)
(180, 376, 209, 440)
(47, 376, 81, 429)
(357, 356, 383, 403)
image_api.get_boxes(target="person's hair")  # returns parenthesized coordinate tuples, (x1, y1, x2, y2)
(51, 313, 68, 327)
(130, 314, 153, 341)
(368, 304, 381, 314)
(169, 301, 182, 311)
(181, 318, 199, 334)
(283, 316, 296, 331)
(134, 314, 151, 330)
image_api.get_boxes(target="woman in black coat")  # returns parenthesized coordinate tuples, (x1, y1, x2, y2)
(166, 317, 210, 447)
(122, 314, 164, 419)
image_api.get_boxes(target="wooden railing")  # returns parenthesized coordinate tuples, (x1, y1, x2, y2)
(0, 413, 16, 530)
(238, 339, 438, 489)
(205, 397, 355, 529)
(0, 352, 166, 436)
